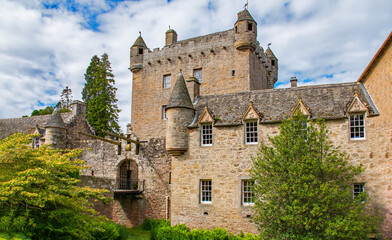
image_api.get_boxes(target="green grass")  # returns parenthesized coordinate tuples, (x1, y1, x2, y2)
(126, 226, 150, 240)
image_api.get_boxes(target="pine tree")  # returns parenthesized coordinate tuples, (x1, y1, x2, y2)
(59, 86, 73, 109)
(82, 53, 121, 137)
(251, 113, 380, 239)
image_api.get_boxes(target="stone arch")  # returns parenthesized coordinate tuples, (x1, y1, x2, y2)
(117, 159, 139, 190)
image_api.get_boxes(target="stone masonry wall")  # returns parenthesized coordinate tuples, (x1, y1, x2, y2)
(171, 115, 391, 236)
(76, 136, 171, 227)
(131, 29, 274, 141)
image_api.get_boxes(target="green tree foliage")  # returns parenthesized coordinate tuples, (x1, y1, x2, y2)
(82, 53, 121, 137)
(30, 106, 70, 117)
(58, 86, 73, 110)
(250, 113, 380, 239)
(0, 133, 125, 240)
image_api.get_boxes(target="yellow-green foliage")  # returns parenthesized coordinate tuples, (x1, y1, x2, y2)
(0, 133, 124, 240)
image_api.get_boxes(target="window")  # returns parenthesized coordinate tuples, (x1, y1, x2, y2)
(138, 48, 143, 54)
(299, 121, 307, 138)
(353, 184, 364, 197)
(232, 70, 235, 76)
(201, 124, 212, 146)
(245, 121, 258, 144)
(163, 74, 171, 89)
(200, 180, 212, 203)
(248, 23, 252, 31)
(350, 114, 365, 139)
(242, 180, 254, 205)
(193, 69, 202, 83)
(162, 105, 167, 120)
(271, 59, 275, 66)
(235, 26, 238, 33)
(33, 137, 40, 149)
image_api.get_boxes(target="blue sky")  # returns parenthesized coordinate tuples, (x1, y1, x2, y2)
(0, 0, 391, 131)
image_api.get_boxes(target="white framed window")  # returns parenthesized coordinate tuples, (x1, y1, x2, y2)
(299, 121, 308, 139)
(201, 124, 212, 146)
(353, 183, 364, 197)
(200, 180, 212, 203)
(242, 180, 254, 205)
(33, 137, 40, 149)
(245, 120, 258, 144)
(162, 105, 167, 120)
(349, 114, 365, 139)
(163, 74, 171, 89)
(193, 69, 202, 83)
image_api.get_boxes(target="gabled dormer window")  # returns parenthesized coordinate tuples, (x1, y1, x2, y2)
(349, 114, 365, 140)
(201, 123, 212, 146)
(245, 120, 258, 144)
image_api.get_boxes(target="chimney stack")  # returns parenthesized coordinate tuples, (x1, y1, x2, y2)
(290, 77, 297, 88)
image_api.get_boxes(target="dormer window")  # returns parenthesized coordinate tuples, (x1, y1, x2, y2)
(245, 120, 258, 144)
(33, 137, 40, 149)
(349, 114, 365, 140)
(201, 123, 212, 146)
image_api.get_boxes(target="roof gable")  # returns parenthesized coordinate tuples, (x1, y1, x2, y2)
(199, 106, 214, 123)
(290, 99, 310, 117)
(242, 102, 259, 120)
(346, 93, 368, 113)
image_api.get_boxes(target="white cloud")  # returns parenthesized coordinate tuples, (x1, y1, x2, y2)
(0, 0, 391, 131)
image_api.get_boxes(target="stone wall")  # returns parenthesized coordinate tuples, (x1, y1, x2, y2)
(76, 136, 171, 227)
(131, 29, 275, 141)
(170, 115, 391, 236)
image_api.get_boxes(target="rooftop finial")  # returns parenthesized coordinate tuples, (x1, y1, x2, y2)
(169, 25, 171, 30)
(244, 0, 248, 10)
(267, 43, 271, 48)
(139, 31, 141, 36)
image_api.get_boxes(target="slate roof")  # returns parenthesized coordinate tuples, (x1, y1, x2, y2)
(237, 9, 255, 22)
(190, 82, 378, 127)
(167, 73, 194, 110)
(45, 109, 66, 128)
(132, 36, 147, 48)
(0, 112, 73, 139)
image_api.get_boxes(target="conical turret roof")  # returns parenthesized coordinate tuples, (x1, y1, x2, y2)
(166, 73, 194, 110)
(236, 9, 255, 23)
(132, 36, 147, 48)
(45, 108, 66, 129)
(265, 47, 277, 59)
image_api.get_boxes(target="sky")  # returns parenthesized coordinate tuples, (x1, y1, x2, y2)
(0, 0, 391, 131)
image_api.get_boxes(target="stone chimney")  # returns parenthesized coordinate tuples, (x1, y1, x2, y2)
(186, 77, 201, 103)
(165, 29, 177, 46)
(290, 77, 297, 88)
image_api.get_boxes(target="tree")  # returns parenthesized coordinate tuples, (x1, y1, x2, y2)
(250, 113, 380, 239)
(82, 53, 121, 137)
(58, 86, 73, 110)
(0, 133, 125, 239)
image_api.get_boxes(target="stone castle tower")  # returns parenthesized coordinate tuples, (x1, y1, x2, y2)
(130, 9, 278, 141)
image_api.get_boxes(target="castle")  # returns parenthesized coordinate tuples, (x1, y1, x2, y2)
(0, 8, 391, 237)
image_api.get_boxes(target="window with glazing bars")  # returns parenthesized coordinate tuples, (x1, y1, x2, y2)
(350, 114, 365, 139)
(245, 121, 258, 144)
(353, 184, 364, 197)
(200, 180, 212, 203)
(163, 74, 171, 88)
(193, 69, 202, 83)
(201, 124, 212, 146)
(242, 180, 254, 205)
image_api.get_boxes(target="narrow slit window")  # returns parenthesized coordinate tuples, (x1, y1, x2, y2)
(248, 23, 252, 31)
(162, 105, 167, 120)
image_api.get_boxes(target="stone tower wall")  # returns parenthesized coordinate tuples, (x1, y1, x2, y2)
(131, 29, 276, 141)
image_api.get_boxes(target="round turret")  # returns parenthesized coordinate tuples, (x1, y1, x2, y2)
(165, 73, 194, 156)
(234, 9, 257, 51)
(130, 35, 148, 73)
(44, 108, 67, 149)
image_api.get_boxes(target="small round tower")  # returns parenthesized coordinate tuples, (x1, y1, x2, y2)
(165, 73, 195, 156)
(130, 35, 148, 73)
(234, 9, 257, 51)
(44, 108, 67, 149)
